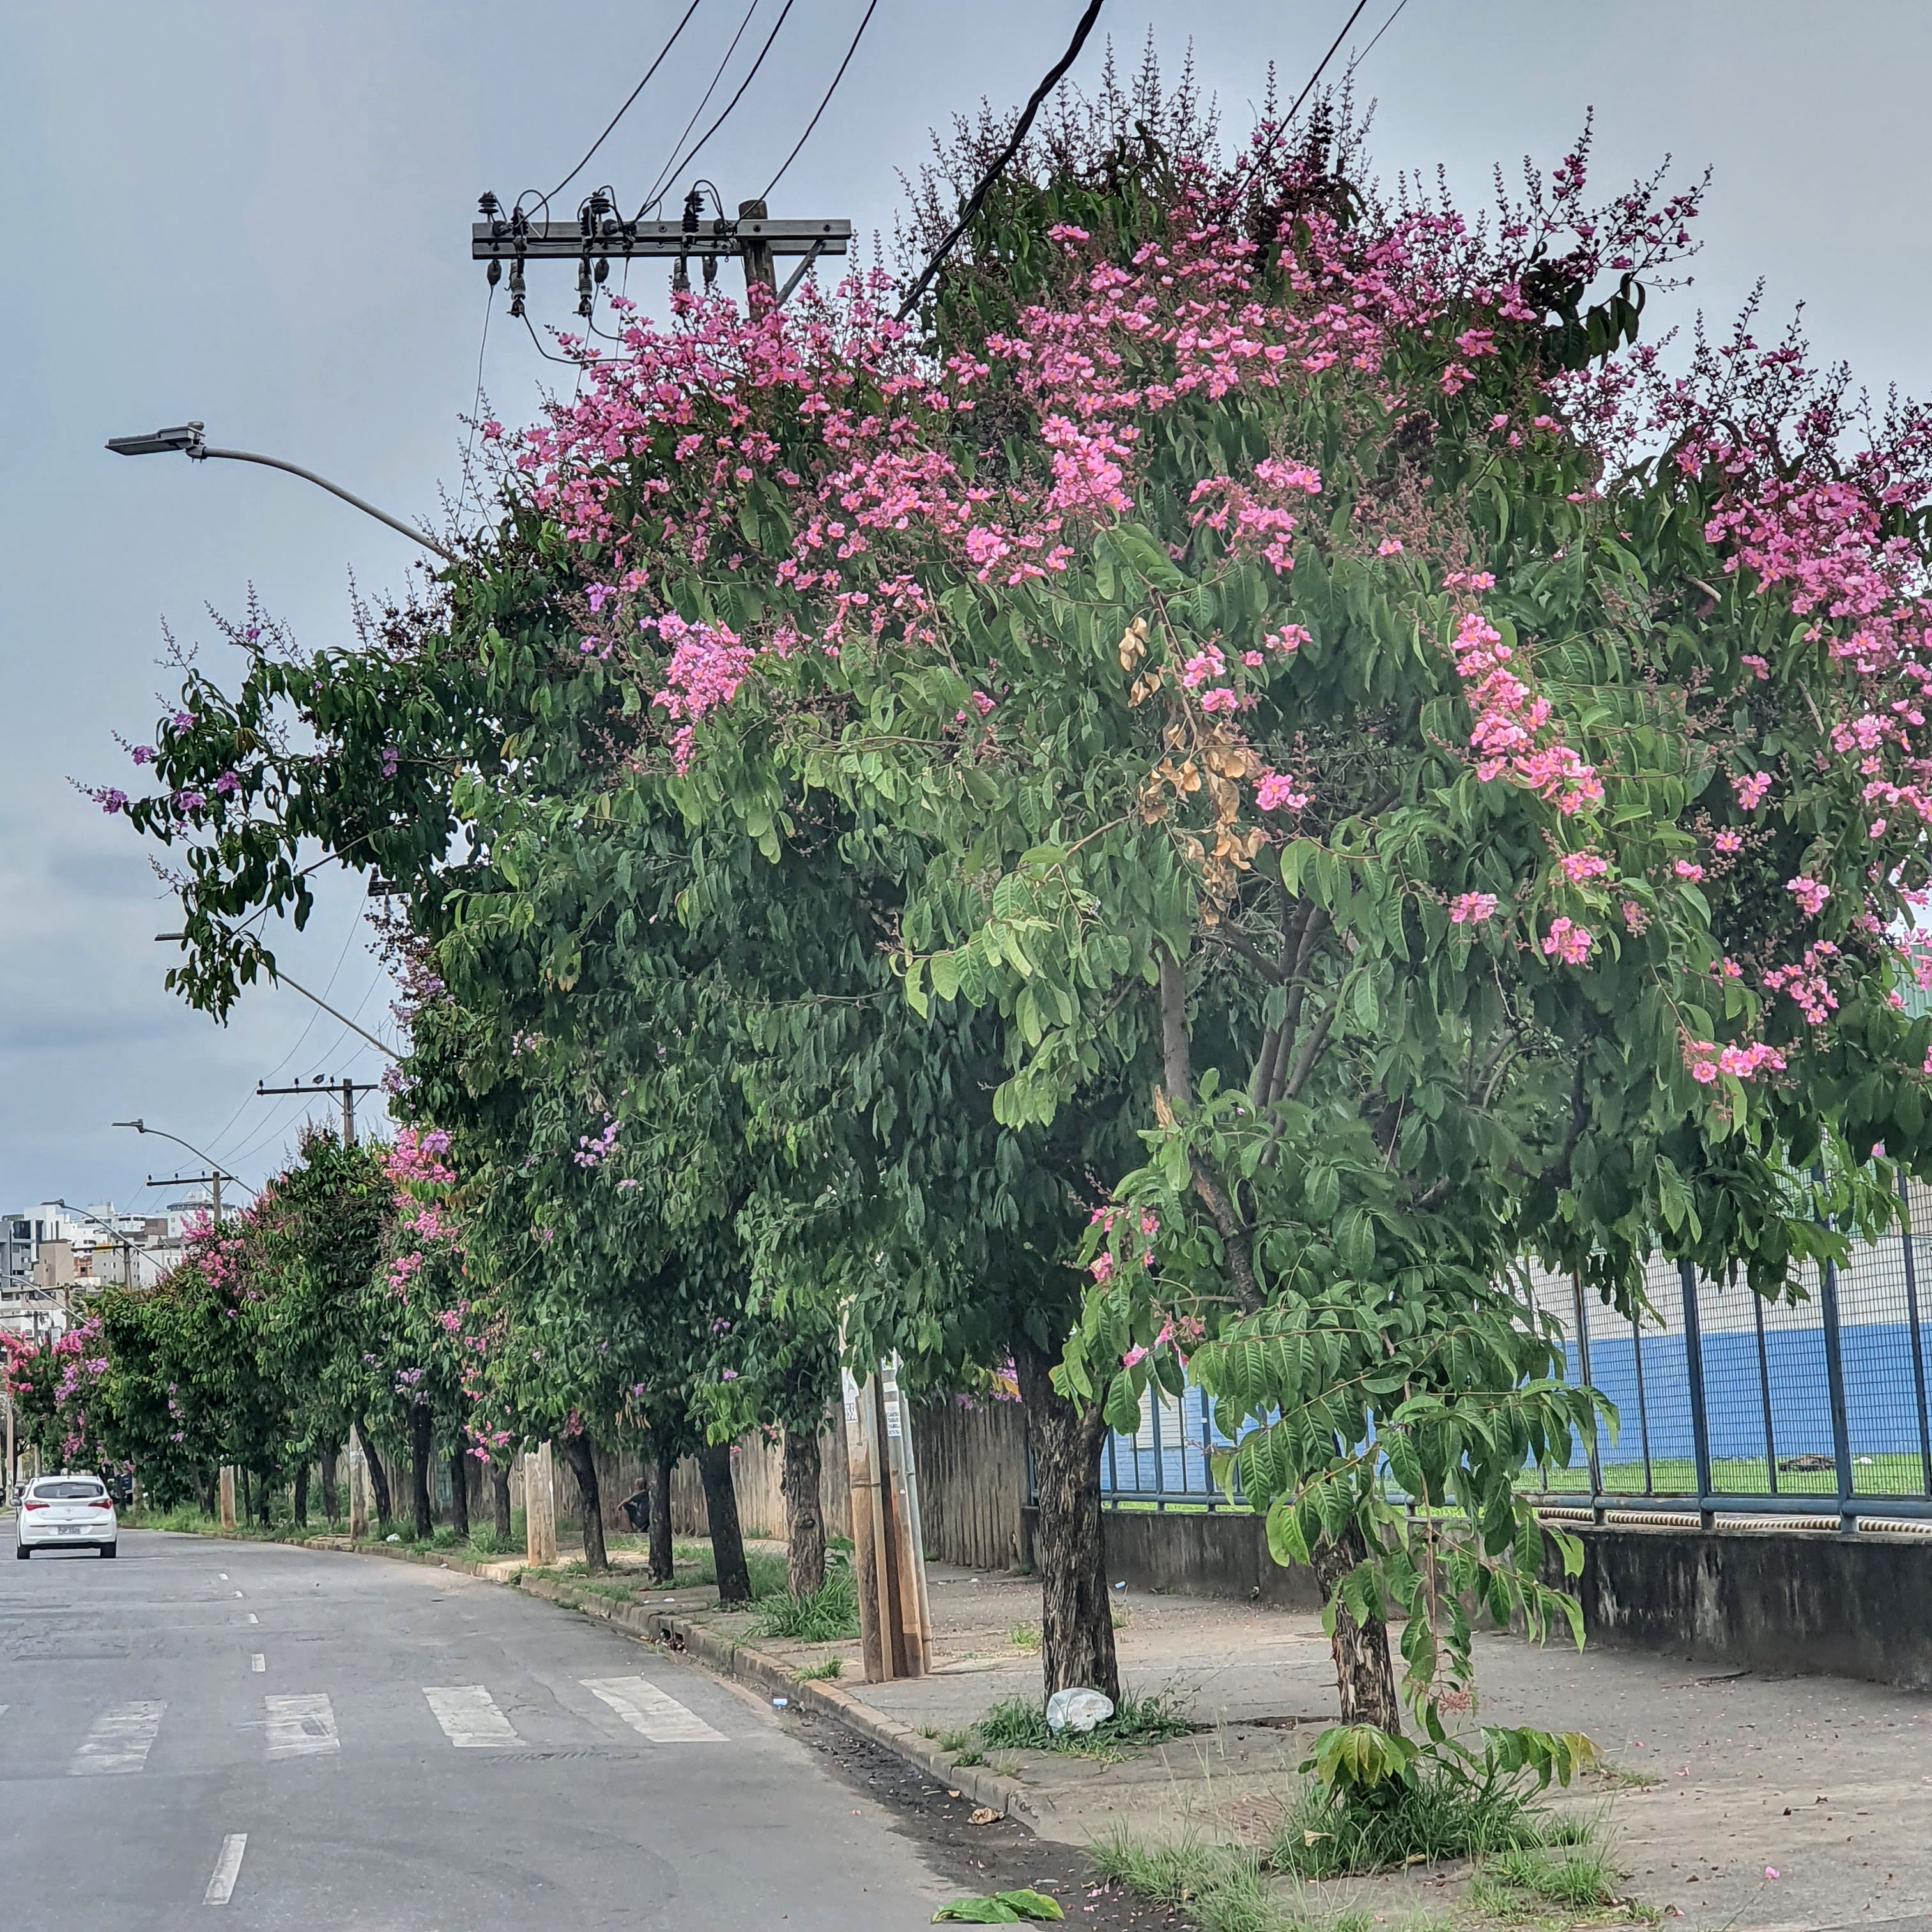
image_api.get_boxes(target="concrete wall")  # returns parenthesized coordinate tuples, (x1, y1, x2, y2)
(1035, 1505, 1323, 1609)
(1561, 1522, 1932, 1689)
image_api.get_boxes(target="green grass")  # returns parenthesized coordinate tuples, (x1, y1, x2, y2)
(1528, 1452, 1924, 1498)
(1468, 1842, 1644, 1922)
(752, 1566, 861, 1642)
(465, 1525, 520, 1556)
(977, 1688, 1193, 1759)
(669, 1538, 788, 1599)
(1269, 1774, 1593, 1882)
(1008, 1621, 1041, 1653)
(1091, 1828, 1286, 1932)
(793, 1656, 844, 1682)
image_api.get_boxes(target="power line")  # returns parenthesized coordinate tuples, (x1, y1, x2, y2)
(642, 0, 764, 217)
(1348, 0, 1413, 73)
(762, 0, 881, 201)
(895, 0, 1108, 323)
(642, 0, 799, 217)
(1242, 0, 1374, 181)
(549, 0, 709, 202)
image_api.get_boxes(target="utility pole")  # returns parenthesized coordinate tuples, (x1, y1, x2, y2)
(255, 1076, 375, 1147)
(471, 196, 849, 310)
(149, 1172, 228, 1229)
(839, 1347, 933, 1682)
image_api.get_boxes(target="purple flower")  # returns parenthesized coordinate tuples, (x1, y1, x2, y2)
(173, 790, 206, 813)
(98, 788, 128, 815)
(213, 770, 240, 794)
(170, 711, 196, 731)
(130, 745, 155, 766)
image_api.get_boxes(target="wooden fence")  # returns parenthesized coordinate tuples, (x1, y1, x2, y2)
(668, 1397, 1029, 1571)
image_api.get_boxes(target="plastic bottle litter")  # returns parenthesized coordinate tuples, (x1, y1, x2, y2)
(771, 1696, 789, 1708)
(1045, 1687, 1114, 1735)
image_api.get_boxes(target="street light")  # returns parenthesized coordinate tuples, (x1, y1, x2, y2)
(152, 935, 399, 1060)
(105, 420, 459, 565)
(109, 1121, 250, 1223)
(50, 1197, 137, 1296)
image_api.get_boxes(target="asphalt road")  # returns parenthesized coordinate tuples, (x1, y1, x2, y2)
(0, 1527, 957, 1931)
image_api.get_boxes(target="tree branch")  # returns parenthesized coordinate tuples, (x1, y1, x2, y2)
(1158, 941, 1192, 1112)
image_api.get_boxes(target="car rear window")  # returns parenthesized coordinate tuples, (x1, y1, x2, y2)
(33, 1481, 105, 1499)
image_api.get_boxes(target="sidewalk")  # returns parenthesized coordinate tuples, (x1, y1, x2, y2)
(669, 1556, 1932, 1931)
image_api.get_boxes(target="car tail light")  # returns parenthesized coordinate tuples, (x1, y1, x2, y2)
(21, 1499, 47, 1510)
(89, 1496, 114, 1508)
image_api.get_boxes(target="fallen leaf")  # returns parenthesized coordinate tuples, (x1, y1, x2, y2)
(969, 1806, 999, 1825)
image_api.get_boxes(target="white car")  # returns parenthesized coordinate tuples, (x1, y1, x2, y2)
(15, 1474, 118, 1558)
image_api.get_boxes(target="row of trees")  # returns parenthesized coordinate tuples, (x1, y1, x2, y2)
(47, 60, 1932, 1751)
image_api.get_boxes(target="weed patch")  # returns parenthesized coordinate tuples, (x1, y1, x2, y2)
(793, 1656, 844, 1682)
(1091, 1829, 1283, 1932)
(753, 1567, 859, 1641)
(978, 1688, 1192, 1759)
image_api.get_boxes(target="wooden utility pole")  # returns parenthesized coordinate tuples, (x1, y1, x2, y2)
(347, 1436, 371, 1540)
(256, 1076, 374, 1147)
(525, 1442, 558, 1567)
(218, 1466, 237, 1532)
(841, 1353, 933, 1682)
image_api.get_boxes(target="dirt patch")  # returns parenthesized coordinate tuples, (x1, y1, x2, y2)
(792, 1703, 1191, 1929)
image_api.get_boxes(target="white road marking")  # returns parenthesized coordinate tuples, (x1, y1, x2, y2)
(264, 1694, 339, 1759)
(580, 1675, 724, 1742)
(71, 1701, 166, 1775)
(203, 1834, 247, 1905)
(233, 1590, 243, 1599)
(250, 1655, 265, 1673)
(218, 1573, 228, 1581)
(422, 1684, 520, 1748)
(245, 1613, 258, 1625)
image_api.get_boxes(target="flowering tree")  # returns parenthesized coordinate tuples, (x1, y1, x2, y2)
(98, 61, 1932, 1747)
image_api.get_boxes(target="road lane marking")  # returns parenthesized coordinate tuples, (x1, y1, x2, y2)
(233, 1590, 243, 1598)
(250, 1655, 265, 1673)
(245, 1613, 258, 1625)
(203, 1834, 247, 1905)
(264, 1694, 339, 1759)
(71, 1701, 166, 1775)
(218, 1573, 228, 1581)
(580, 1675, 723, 1742)
(423, 1685, 520, 1747)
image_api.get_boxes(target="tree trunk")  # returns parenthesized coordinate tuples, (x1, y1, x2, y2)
(560, 1431, 608, 1573)
(239, 1467, 251, 1522)
(491, 1459, 512, 1540)
(194, 1466, 214, 1517)
(293, 1461, 309, 1529)
(255, 1469, 270, 1527)
(1015, 1336, 1120, 1702)
(781, 1425, 826, 1597)
(1309, 1521, 1403, 1732)
(647, 1413, 680, 1585)
(319, 1441, 339, 1525)
(448, 1447, 470, 1537)
(408, 1402, 433, 1541)
(698, 1441, 753, 1606)
(355, 1418, 393, 1526)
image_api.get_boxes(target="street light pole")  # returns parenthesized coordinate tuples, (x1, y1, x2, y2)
(105, 422, 458, 565)
(51, 1198, 136, 1294)
(109, 1122, 247, 1223)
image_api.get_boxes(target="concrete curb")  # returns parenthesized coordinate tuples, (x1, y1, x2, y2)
(278, 1534, 1042, 1828)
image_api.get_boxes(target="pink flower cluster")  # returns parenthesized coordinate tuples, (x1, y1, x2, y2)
(1682, 1038, 1789, 1085)
(1542, 916, 1595, 965)
(1449, 891, 1498, 925)
(1451, 612, 1604, 815)
(1763, 940, 1841, 1026)
(1254, 770, 1310, 813)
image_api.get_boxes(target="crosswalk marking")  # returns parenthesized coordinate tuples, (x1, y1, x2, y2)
(264, 1693, 338, 1759)
(423, 1684, 520, 1748)
(71, 1700, 165, 1775)
(580, 1675, 723, 1742)
(203, 1833, 247, 1905)
(249, 1654, 265, 1673)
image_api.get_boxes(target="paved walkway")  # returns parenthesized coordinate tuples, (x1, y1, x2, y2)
(671, 1555, 1932, 1931)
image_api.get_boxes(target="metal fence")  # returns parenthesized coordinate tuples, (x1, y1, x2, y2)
(1097, 1176, 1932, 1531)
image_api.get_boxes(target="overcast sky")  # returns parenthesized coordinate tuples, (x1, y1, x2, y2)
(4, 0, 1929, 1211)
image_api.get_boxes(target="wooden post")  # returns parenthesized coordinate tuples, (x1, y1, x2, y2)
(879, 1356, 934, 1676)
(525, 1442, 558, 1567)
(347, 1438, 371, 1540)
(737, 198, 776, 300)
(217, 1464, 236, 1533)
(841, 1363, 889, 1681)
